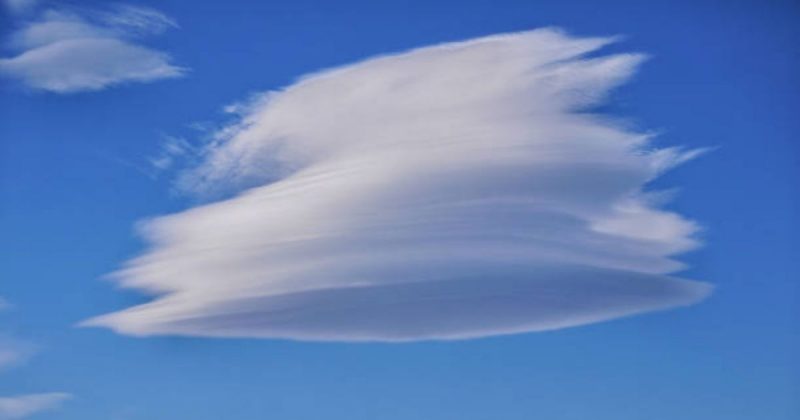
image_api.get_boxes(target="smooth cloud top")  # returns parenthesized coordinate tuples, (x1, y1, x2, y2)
(0, 5, 185, 92)
(86, 29, 711, 341)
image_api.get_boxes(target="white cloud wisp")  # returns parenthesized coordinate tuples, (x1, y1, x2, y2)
(0, 5, 185, 93)
(0, 302, 30, 371)
(0, 393, 71, 420)
(0, 303, 70, 419)
(0, 338, 31, 371)
(85, 29, 711, 341)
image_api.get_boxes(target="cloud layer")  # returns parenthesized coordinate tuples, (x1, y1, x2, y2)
(0, 4, 185, 92)
(0, 393, 71, 420)
(86, 29, 711, 341)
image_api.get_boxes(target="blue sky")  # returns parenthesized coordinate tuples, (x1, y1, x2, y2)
(0, 0, 798, 418)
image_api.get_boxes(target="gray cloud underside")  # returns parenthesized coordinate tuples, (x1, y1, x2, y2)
(85, 29, 711, 341)
(93, 266, 709, 341)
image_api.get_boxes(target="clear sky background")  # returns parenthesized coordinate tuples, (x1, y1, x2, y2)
(0, 0, 798, 419)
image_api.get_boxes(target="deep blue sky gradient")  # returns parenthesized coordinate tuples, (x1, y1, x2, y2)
(1, 0, 798, 418)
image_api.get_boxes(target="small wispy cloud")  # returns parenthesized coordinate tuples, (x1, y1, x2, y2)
(0, 338, 33, 371)
(85, 29, 711, 342)
(0, 302, 30, 371)
(0, 3, 186, 93)
(0, 349, 19, 371)
(0, 301, 69, 418)
(2, 0, 37, 15)
(0, 393, 71, 419)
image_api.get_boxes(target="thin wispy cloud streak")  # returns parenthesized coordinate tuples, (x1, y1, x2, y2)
(86, 29, 711, 341)
(0, 4, 185, 93)
(0, 393, 71, 419)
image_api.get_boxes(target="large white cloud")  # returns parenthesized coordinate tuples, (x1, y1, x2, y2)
(0, 5, 185, 93)
(85, 29, 711, 341)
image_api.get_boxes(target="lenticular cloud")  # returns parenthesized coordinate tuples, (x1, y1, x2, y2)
(85, 29, 711, 341)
